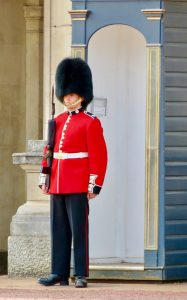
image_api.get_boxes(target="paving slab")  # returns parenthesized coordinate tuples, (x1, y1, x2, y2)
(1, 276, 187, 300)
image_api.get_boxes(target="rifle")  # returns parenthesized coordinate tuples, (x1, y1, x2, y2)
(42, 85, 56, 189)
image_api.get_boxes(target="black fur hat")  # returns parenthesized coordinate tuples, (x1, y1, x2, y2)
(55, 57, 93, 108)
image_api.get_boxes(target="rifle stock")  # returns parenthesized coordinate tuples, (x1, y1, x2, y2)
(47, 118, 56, 168)
(45, 85, 56, 189)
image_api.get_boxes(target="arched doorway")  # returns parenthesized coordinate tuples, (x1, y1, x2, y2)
(88, 25, 146, 264)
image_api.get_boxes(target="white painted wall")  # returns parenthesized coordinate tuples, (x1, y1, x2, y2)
(88, 25, 146, 263)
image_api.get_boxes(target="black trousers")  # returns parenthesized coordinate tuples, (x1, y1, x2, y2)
(50, 193, 89, 278)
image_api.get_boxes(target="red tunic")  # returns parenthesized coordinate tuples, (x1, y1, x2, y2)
(40, 109, 107, 194)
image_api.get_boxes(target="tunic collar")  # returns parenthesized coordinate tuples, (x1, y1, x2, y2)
(66, 107, 85, 116)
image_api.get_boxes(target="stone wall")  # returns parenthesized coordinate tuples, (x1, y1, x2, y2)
(43, 0, 72, 137)
(0, 0, 26, 270)
(0, 0, 72, 275)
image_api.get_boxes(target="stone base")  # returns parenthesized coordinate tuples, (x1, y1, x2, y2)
(8, 236, 51, 277)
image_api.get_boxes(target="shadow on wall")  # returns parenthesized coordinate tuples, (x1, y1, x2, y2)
(0, 252, 7, 274)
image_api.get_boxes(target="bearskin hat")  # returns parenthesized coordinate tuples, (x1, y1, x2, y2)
(55, 57, 93, 108)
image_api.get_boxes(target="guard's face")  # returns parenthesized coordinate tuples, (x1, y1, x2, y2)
(63, 93, 83, 110)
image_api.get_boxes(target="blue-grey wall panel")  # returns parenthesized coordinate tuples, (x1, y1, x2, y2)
(166, 133, 187, 146)
(166, 237, 187, 251)
(166, 206, 187, 220)
(165, 88, 187, 102)
(165, 28, 187, 43)
(72, 21, 87, 44)
(164, 266, 187, 280)
(166, 251, 187, 266)
(166, 191, 187, 205)
(165, 44, 187, 58)
(166, 103, 187, 117)
(72, 0, 162, 44)
(164, 0, 187, 269)
(165, 74, 187, 88)
(86, 1, 160, 44)
(165, 147, 187, 161)
(144, 250, 158, 268)
(165, 117, 187, 131)
(72, 0, 86, 9)
(165, 163, 187, 175)
(165, 14, 187, 28)
(166, 221, 187, 234)
(165, 178, 187, 191)
(165, 58, 187, 73)
(164, 1, 187, 13)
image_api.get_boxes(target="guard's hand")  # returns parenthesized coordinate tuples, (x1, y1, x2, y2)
(42, 185, 49, 195)
(87, 193, 97, 200)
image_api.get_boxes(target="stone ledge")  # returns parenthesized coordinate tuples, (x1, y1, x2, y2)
(11, 215, 50, 236)
(12, 139, 46, 165)
(12, 153, 43, 165)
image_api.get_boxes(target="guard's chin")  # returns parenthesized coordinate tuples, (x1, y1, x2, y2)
(66, 104, 76, 109)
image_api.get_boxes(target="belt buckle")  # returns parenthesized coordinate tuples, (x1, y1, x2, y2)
(57, 153, 63, 159)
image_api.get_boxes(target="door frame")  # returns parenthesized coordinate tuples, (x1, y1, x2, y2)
(69, 2, 165, 268)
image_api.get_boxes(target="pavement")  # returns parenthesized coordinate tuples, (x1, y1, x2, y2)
(1, 276, 187, 300)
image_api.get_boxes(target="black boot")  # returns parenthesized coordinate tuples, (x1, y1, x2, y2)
(38, 274, 69, 286)
(75, 276, 87, 288)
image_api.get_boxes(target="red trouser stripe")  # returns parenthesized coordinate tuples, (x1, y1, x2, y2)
(85, 204, 89, 277)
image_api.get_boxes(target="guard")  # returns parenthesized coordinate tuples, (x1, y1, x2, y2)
(38, 57, 108, 288)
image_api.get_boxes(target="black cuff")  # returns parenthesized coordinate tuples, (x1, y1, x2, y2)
(92, 185, 102, 194)
(40, 166, 51, 175)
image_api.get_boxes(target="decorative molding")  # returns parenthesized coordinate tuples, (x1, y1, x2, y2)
(146, 44, 162, 47)
(144, 45, 161, 251)
(69, 10, 90, 21)
(71, 46, 86, 60)
(23, 5, 43, 33)
(142, 9, 166, 20)
(24, 5, 43, 19)
(23, 3, 43, 140)
(71, 44, 87, 47)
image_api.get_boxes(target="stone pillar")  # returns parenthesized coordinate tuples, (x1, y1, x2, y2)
(24, 1, 43, 140)
(8, 140, 51, 277)
(43, 0, 72, 138)
(8, 0, 73, 277)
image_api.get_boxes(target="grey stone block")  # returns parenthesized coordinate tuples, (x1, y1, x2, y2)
(8, 236, 51, 277)
(12, 152, 43, 165)
(27, 140, 47, 152)
(10, 215, 50, 236)
(12, 139, 47, 165)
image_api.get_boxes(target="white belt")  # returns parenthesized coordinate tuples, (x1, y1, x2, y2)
(53, 152, 88, 160)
